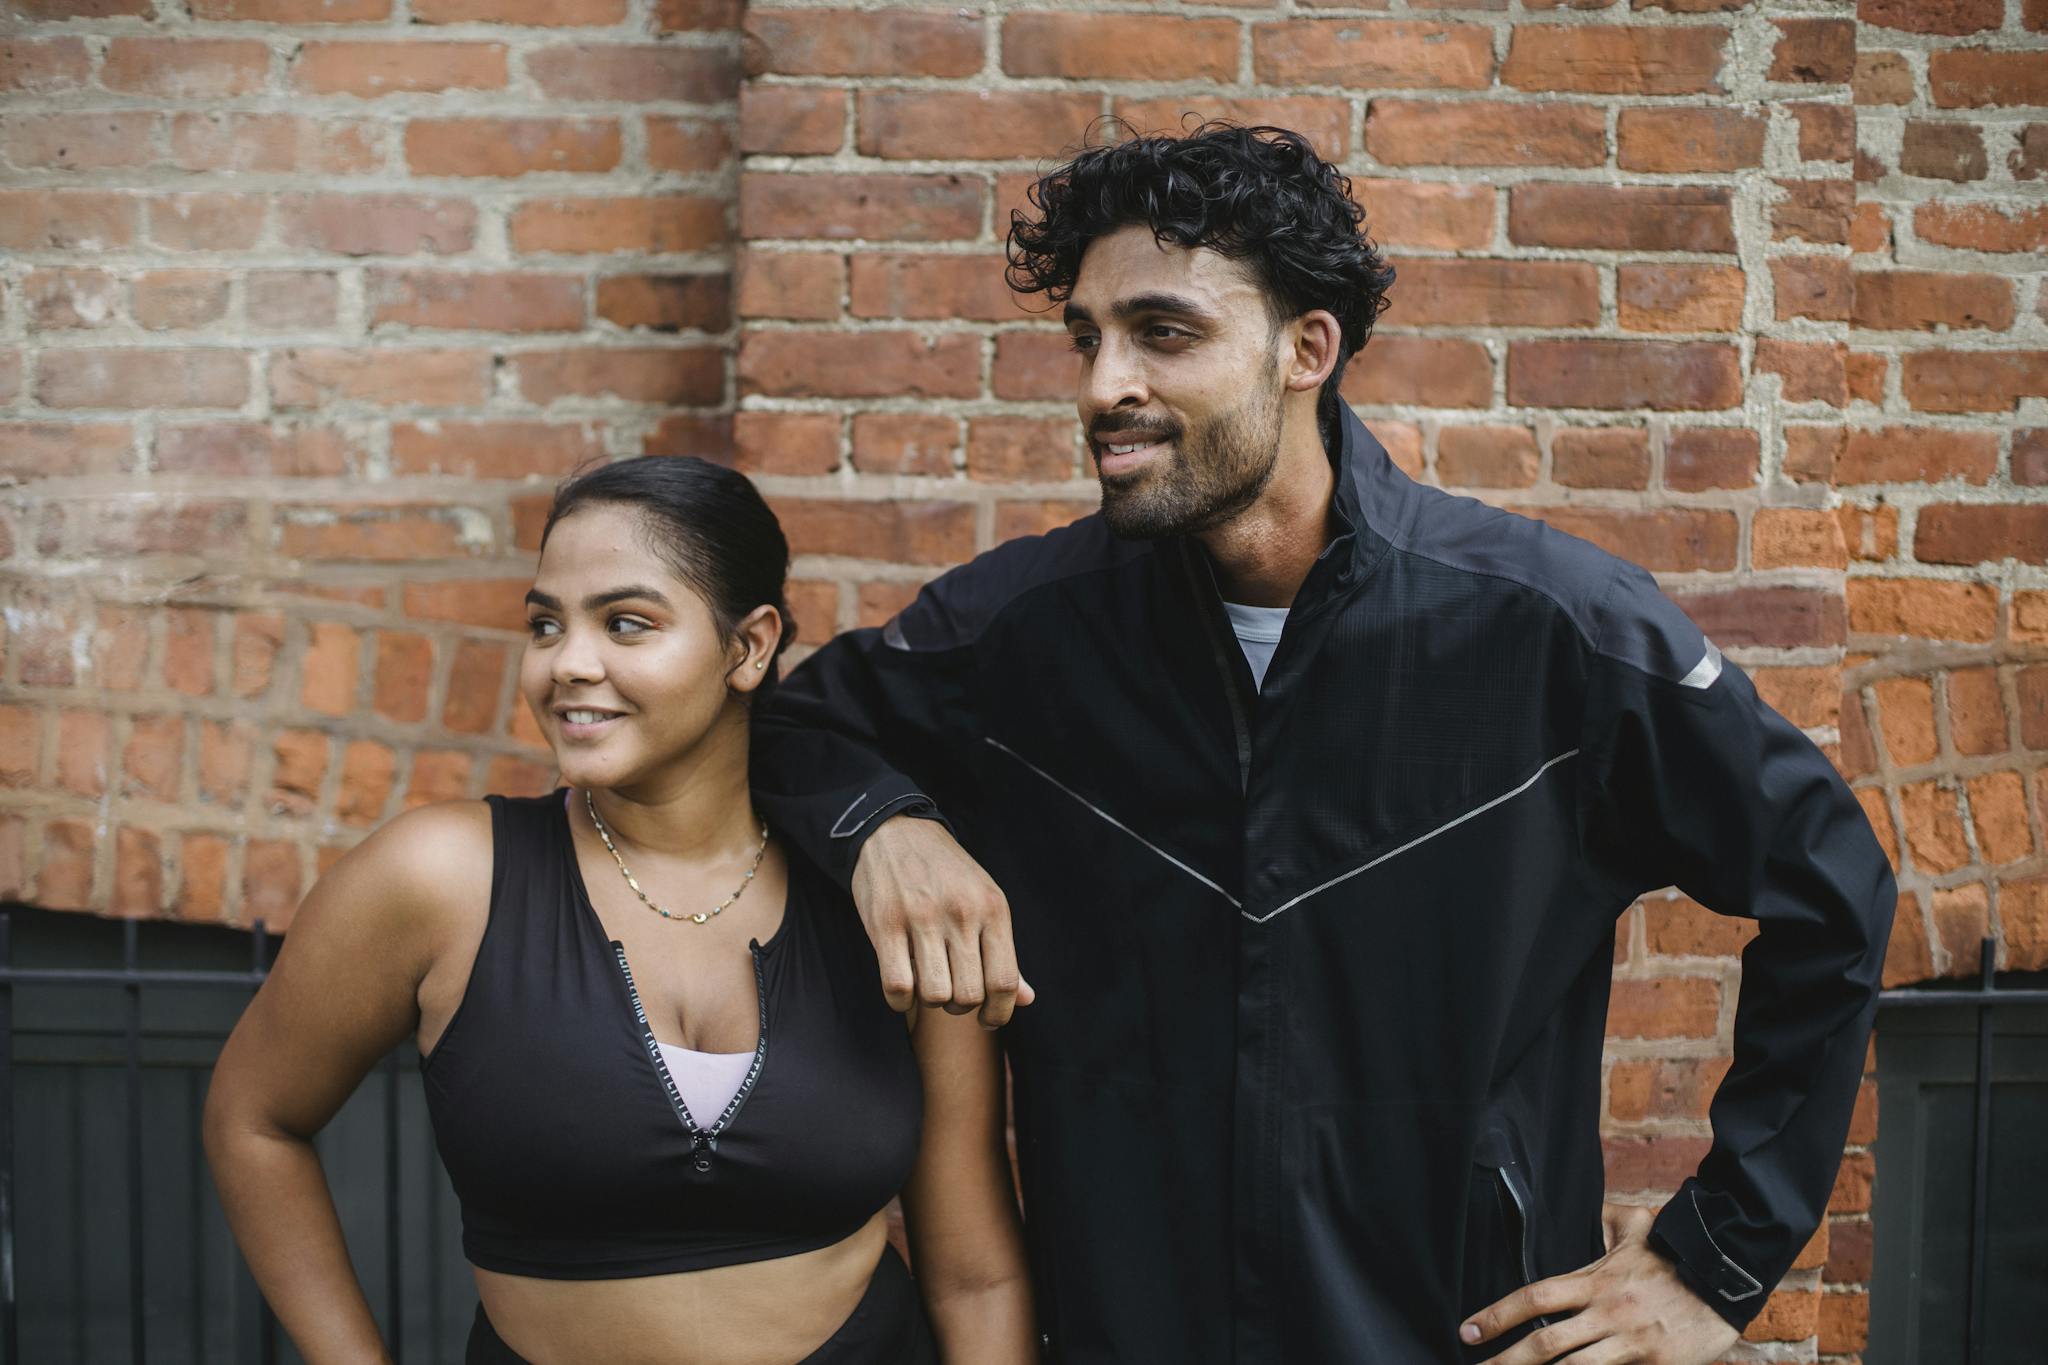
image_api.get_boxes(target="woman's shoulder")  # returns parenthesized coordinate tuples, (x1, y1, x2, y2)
(322, 798, 497, 927)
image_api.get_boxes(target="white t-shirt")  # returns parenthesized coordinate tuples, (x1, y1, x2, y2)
(1222, 601, 1290, 691)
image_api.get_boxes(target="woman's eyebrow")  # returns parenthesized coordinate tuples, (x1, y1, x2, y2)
(522, 586, 673, 610)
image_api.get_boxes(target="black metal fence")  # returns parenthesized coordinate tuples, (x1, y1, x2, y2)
(0, 904, 470, 1365)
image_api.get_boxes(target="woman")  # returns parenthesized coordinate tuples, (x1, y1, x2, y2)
(204, 458, 1035, 1364)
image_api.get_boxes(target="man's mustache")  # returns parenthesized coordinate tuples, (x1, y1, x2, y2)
(1090, 421, 1181, 445)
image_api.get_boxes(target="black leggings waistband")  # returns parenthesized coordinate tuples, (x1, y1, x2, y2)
(465, 1244, 938, 1365)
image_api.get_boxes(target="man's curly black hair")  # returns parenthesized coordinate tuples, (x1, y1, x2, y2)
(1007, 121, 1396, 434)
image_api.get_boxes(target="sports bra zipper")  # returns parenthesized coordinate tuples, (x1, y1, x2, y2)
(611, 940, 771, 1173)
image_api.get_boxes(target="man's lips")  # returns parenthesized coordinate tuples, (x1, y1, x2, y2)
(1093, 432, 1174, 477)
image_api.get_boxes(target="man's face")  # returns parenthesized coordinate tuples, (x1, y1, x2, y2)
(1064, 224, 1290, 540)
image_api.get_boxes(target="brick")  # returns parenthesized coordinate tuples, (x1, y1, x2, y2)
(172, 833, 228, 922)
(852, 253, 1036, 323)
(405, 118, 619, 178)
(161, 609, 216, 698)
(737, 251, 844, 321)
(1553, 429, 1648, 490)
(526, 44, 734, 103)
(646, 117, 731, 173)
(1608, 1055, 1732, 1122)
(770, 498, 976, 566)
(1607, 977, 1720, 1039)
(93, 606, 148, 692)
(168, 113, 385, 176)
(38, 350, 247, 411)
(442, 640, 505, 735)
(857, 91, 1098, 162)
(1508, 340, 1739, 411)
(0, 422, 131, 480)
(192, 0, 386, 16)
(0, 709, 38, 790)
(1387, 259, 1598, 328)
(595, 274, 729, 333)
(20, 0, 153, 11)
(1826, 1217, 1874, 1283)
(1678, 586, 1845, 648)
(655, 0, 738, 31)
(292, 43, 505, 97)
(1743, 1288, 1819, 1344)
(968, 418, 1076, 484)
(1860, 0, 2002, 34)
(269, 728, 329, 816)
(1343, 337, 1492, 409)
(1944, 667, 2006, 757)
(1898, 782, 1970, 873)
(1772, 256, 1852, 322)
(148, 193, 265, 252)
(1617, 107, 1763, 172)
(1754, 507, 1846, 570)
(400, 581, 525, 639)
(739, 86, 845, 156)
(1437, 425, 1538, 488)
(485, 755, 555, 799)
(513, 347, 722, 405)
(1116, 98, 1351, 161)
(1968, 771, 2031, 864)
(121, 714, 184, 803)
(414, 0, 624, 21)
(1855, 50, 1915, 105)
(37, 821, 95, 910)
(1006, 14, 1237, 82)
(1769, 19, 1853, 84)
(1900, 121, 1987, 182)
(1754, 664, 1840, 730)
(1934, 884, 1991, 975)
(247, 271, 342, 331)
(745, 173, 983, 245)
(852, 414, 957, 476)
(1913, 203, 2048, 253)
(1840, 693, 1880, 780)
(1603, 1133, 1713, 1197)
(2006, 877, 2048, 972)
(1502, 24, 1726, 95)
(1617, 265, 1745, 333)
(373, 633, 434, 722)
(279, 504, 481, 561)
(1874, 676, 1938, 766)
(1902, 351, 2048, 414)
(270, 348, 489, 408)
(1364, 100, 1604, 168)
(741, 10, 982, 78)
(1915, 505, 2048, 566)
(1757, 340, 1847, 406)
(1848, 580, 1997, 642)
(133, 270, 232, 331)
(299, 622, 359, 717)
(511, 196, 726, 255)
(1254, 21, 1491, 90)
(1374, 421, 1424, 480)
(1772, 179, 1854, 245)
(1838, 426, 1996, 484)
(1510, 183, 1734, 252)
(0, 39, 92, 94)
(993, 331, 1075, 402)
(1540, 508, 1737, 573)
(856, 582, 921, 629)
(155, 423, 350, 478)
(56, 711, 108, 797)
(740, 330, 979, 400)
(233, 614, 284, 701)
(406, 751, 471, 806)
(1346, 180, 1491, 250)
(243, 840, 303, 930)
(1790, 102, 1855, 164)
(24, 269, 121, 331)
(2, 113, 159, 171)
(367, 270, 584, 333)
(101, 38, 268, 97)
(2016, 430, 2048, 486)
(337, 741, 397, 827)
(1930, 48, 2048, 108)
(1846, 349, 1886, 401)
(280, 193, 475, 257)
(732, 412, 840, 477)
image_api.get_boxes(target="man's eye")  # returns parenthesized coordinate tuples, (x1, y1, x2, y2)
(528, 618, 561, 639)
(1068, 333, 1099, 354)
(1148, 325, 1189, 342)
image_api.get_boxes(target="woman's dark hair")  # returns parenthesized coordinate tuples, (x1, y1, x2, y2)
(539, 456, 796, 692)
(1007, 121, 1396, 434)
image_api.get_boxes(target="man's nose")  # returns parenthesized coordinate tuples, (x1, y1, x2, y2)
(1081, 336, 1147, 416)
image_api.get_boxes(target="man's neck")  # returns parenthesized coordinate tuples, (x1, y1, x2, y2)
(1199, 412, 1338, 608)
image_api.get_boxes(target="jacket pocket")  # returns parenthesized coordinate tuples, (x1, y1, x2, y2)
(1460, 1123, 1552, 1358)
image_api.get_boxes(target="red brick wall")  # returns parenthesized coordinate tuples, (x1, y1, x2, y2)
(5, 2, 2046, 1357)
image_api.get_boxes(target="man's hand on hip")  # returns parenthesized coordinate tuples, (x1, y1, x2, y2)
(1462, 1204, 1740, 1365)
(851, 814, 1034, 1029)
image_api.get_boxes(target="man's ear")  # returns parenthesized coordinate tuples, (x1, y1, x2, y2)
(1284, 310, 1342, 395)
(726, 603, 784, 695)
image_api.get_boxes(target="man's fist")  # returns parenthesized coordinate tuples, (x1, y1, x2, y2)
(851, 815, 1035, 1028)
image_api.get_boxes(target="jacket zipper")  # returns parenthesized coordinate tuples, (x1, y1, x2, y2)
(1177, 540, 1254, 793)
(611, 940, 769, 1172)
(1495, 1160, 1555, 1326)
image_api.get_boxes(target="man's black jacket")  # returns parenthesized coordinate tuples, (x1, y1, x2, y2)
(752, 402, 1895, 1364)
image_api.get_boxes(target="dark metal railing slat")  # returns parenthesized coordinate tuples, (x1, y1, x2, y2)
(124, 919, 147, 1365)
(385, 1051, 403, 1365)
(1965, 937, 1995, 1365)
(1, 910, 17, 1365)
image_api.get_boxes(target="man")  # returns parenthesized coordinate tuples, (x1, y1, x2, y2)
(752, 125, 1894, 1364)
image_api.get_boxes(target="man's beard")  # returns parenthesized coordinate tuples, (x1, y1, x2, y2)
(1094, 376, 1285, 541)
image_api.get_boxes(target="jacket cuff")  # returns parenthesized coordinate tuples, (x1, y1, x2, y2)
(821, 780, 950, 883)
(1648, 1183, 1770, 1332)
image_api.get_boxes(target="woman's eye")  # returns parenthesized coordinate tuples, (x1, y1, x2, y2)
(608, 616, 651, 637)
(528, 618, 560, 639)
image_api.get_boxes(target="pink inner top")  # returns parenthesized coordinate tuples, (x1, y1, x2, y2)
(660, 1041, 754, 1125)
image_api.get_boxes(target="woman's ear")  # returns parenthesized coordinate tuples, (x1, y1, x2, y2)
(726, 603, 785, 695)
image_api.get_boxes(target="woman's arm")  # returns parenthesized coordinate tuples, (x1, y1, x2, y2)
(900, 1008, 1037, 1363)
(203, 801, 488, 1365)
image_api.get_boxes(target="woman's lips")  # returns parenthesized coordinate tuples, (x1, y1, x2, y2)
(555, 709, 625, 741)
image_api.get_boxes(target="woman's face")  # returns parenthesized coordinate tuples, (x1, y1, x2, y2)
(518, 504, 771, 794)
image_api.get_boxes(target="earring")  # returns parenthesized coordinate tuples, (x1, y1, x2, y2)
(756, 661, 766, 670)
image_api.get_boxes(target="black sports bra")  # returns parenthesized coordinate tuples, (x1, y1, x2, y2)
(420, 791, 923, 1279)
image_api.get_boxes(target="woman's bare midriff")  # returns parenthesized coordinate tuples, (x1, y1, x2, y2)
(473, 1211, 890, 1365)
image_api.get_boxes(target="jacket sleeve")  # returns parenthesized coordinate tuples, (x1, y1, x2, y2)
(750, 578, 981, 890)
(1580, 565, 1895, 1331)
